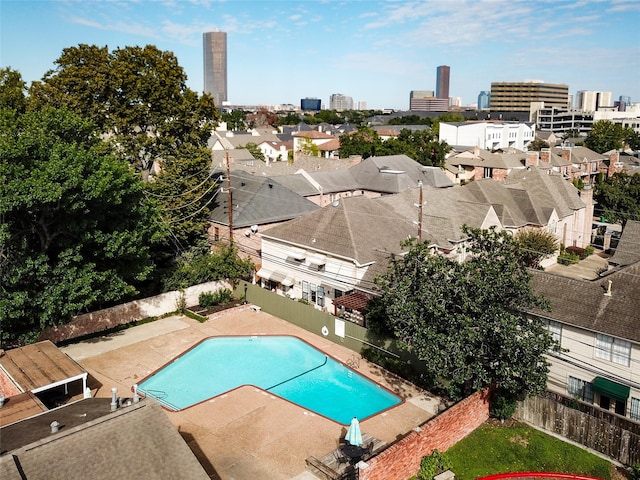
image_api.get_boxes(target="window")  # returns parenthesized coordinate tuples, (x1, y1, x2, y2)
(302, 281, 309, 301)
(214, 227, 220, 241)
(631, 397, 640, 421)
(568, 376, 594, 403)
(317, 286, 325, 307)
(310, 283, 317, 304)
(547, 320, 562, 345)
(595, 333, 631, 366)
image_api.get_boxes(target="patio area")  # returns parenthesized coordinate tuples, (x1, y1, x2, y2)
(61, 306, 440, 480)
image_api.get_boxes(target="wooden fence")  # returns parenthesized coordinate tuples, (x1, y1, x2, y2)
(515, 392, 640, 466)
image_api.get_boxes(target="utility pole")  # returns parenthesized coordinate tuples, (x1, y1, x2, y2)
(417, 180, 424, 242)
(226, 150, 233, 245)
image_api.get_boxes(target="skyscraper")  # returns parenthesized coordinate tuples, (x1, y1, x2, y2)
(203, 31, 227, 107)
(477, 91, 490, 110)
(436, 65, 450, 99)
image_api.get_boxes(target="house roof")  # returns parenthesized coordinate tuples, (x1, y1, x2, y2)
(504, 167, 585, 218)
(260, 195, 415, 265)
(0, 341, 86, 394)
(552, 145, 606, 164)
(446, 150, 527, 170)
(460, 179, 542, 228)
(292, 130, 335, 139)
(0, 398, 210, 480)
(261, 184, 500, 269)
(208, 170, 319, 228)
(609, 220, 640, 267)
(211, 148, 258, 169)
(230, 155, 358, 177)
(528, 262, 640, 344)
(348, 155, 453, 193)
(0, 392, 47, 427)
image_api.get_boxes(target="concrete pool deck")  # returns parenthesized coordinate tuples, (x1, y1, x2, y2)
(61, 306, 440, 480)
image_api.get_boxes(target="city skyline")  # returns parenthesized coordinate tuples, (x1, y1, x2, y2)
(1, 0, 639, 110)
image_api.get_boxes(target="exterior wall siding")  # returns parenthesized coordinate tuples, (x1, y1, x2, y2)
(545, 322, 640, 420)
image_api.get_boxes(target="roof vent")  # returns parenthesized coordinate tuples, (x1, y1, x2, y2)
(50, 421, 60, 434)
(604, 280, 612, 297)
(111, 387, 118, 411)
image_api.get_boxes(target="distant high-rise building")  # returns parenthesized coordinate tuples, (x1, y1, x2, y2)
(618, 95, 631, 112)
(410, 90, 435, 110)
(477, 91, 490, 110)
(301, 98, 321, 111)
(203, 31, 227, 107)
(436, 65, 450, 99)
(490, 81, 568, 112)
(329, 93, 353, 112)
(449, 97, 462, 108)
(575, 90, 612, 111)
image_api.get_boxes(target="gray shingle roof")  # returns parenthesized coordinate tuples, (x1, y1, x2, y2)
(504, 168, 585, 218)
(529, 262, 640, 344)
(348, 155, 453, 193)
(609, 220, 640, 267)
(0, 398, 210, 480)
(261, 195, 415, 265)
(208, 170, 319, 227)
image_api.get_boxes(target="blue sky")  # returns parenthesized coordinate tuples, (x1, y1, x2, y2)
(2, 0, 639, 110)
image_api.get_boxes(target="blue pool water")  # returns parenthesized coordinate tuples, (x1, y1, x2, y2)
(138, 335, 402, 424)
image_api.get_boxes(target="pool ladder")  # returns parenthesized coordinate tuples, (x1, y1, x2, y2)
(345, 353, 361, 370)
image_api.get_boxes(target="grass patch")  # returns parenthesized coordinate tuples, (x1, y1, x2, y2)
(445, 422, 611, 480)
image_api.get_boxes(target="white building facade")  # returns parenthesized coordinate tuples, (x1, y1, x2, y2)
(439, 121, 536, 150)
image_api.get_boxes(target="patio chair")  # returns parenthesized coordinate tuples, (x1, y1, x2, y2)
(334, 450, 349, 465)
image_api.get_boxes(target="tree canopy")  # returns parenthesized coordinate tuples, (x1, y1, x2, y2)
(339, 126, 450, 166)
(28, 44, 219, 176)
(584, 120, 628, 153)
(595, 172, 640, 226)
(371, 226, 553, 399)
(0, 106, 163, 346)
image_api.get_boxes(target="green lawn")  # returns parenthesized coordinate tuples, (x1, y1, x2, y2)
(444, 422, 612, 480)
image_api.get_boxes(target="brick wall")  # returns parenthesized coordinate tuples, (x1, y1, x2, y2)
(358, 389, 490, 480)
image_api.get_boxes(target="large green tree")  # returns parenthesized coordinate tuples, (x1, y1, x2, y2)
(372, 226, 553, 399)
(339, 127, 383, 159)
(28, 44, 219, 176)
(385, 128, 450, 167)
(595, 172, 640, 226)
(0, 67, 28, 113)
(584, 120, 628, 153)
(0, 106, 164, 346)
(28, 44, 220, 248)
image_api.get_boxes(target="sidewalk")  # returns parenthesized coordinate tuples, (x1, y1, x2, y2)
(60, 315, 191, 361)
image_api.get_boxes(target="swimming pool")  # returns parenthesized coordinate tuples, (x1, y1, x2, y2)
(137, 335, 402, 424)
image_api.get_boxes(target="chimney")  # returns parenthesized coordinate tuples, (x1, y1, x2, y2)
(526, 151, 539, 167)
(540, 148, 551, 164)
(473, 145, 480, 156)
(608, 151, 621, 177)
(562, 147, 571, 162)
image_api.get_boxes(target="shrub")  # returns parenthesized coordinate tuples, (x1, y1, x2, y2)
(199, 291, 216, 309)
(490, 388, 519, 421)
(566, 246, 588, 259)
(198, 288, 233, 309)
(557, 245, 581, 265)
(417, 449, 451, 480)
